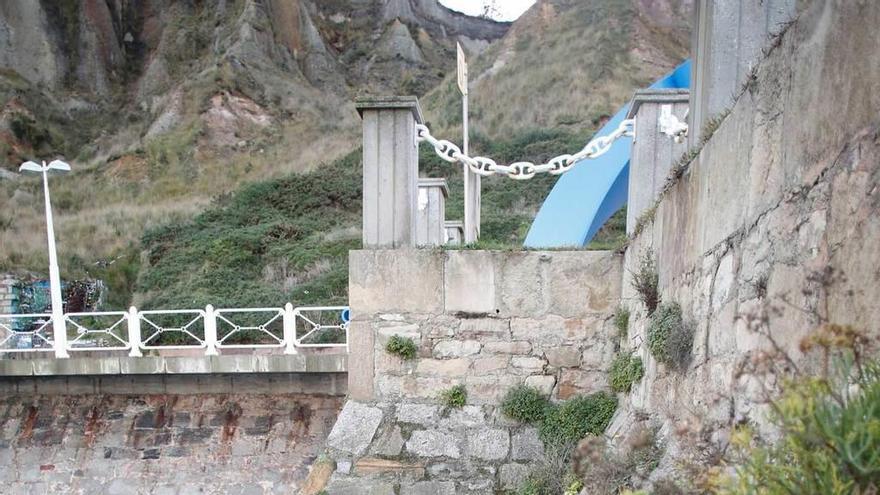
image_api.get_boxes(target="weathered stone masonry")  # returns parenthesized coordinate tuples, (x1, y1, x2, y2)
(610, 0, 880, 478)
(0, 373, 346, 494)
(325, 249, 621, 494)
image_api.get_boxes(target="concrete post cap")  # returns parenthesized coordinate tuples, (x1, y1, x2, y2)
(355, 96, 424, 123)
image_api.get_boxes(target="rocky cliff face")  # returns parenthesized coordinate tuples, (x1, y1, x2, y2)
(0, 0, 507, 169)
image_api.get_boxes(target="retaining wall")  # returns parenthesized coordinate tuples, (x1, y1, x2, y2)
(325, 249, 622, 494)
(612, 0, 880, 480)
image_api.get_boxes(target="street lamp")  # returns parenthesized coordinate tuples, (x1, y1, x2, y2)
(19, 160, 71, 358)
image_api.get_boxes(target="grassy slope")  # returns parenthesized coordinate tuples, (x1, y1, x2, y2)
(133, 129, 627, 310)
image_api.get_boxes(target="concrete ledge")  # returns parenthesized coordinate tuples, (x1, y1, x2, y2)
(0, 353, 347, 377)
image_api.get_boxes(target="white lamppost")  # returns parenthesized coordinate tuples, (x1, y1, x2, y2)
(19, 160, 71, 358)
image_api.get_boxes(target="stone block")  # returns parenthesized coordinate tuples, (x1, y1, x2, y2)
(439, 405, 485, 429)
(415, 358, 470, 377)
(432, 339, 481, 358)
(511, 356, 546, 373)
(326, 401, 383, 456)
(511, 315, 607, 345)
(457, 318, 509, 338)
(497, 253, 546, 317)
(445, 251, 496, 314)
(523, 375, 556, 396)
(472, 356, 508, 374)
(500, 463, 530, 490)
(397, 403, 440, 425)
(544, 347, 581, 368)
(400, 481, 455, 495)
(482, 341, 532, 354)
(349, 250, 443, 315)
(511, 428, 544, 461)
(466, 428, 509, 461)
(406, 430, 460, 458)
(466, 375, 521, 404)
(371, 426, 405, 456)
(546, 251, 622, 317)
(325, 477, 395, 495)
(348, 320, 375, 401)
(354, 457, 426, 478)
(557, 370, 607, 399)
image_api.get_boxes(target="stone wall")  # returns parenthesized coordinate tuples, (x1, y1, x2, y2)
(612, 0, 880, 480)
(0, 374, 345, 494)
(324, 250, 621, 494)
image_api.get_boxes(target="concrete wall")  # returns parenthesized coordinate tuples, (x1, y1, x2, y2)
(0, 373, 345, 494)
(614, 0, 880, 480)
(325, 249, 621, 493)
(689, 0, 797, 142)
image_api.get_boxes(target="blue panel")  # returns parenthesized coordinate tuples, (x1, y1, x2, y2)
(524, 60, 691, 248)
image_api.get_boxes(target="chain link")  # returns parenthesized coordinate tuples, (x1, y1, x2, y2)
(416, 119, 635, 180)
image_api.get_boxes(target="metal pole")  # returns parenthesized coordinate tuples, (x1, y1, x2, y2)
(41, 163, 68, 358)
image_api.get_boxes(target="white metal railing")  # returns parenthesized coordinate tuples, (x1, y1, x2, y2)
(0, 304, 349, 358)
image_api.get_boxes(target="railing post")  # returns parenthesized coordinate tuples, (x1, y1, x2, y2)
(127, 306, 142, 357)
(283, 303, 298, 355)
(53, 313, 69, 358)
(204, 304, 219, 356)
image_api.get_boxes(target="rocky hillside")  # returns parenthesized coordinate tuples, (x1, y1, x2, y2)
(0, 0, 691, 308)
(423, 0, 691, 137)
(0, 0, 506, 272)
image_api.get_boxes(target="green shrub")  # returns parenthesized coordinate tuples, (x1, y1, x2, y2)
(646, 302, 693, 370)
(385, 335, 417, 360)
(724, 358, 880, 494)
(631, 249, 660, 314)
(439, 384, 467, 409)
(614, 306, 631, 339)
(501, 385, 551, 423)
(539, 392, 617, 447)
(609, 352, 644, 393)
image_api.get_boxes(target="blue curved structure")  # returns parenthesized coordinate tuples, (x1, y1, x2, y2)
(524, 60, 691, 248)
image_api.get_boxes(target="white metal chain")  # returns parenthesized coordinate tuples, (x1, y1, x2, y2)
(416, 119, 635, 180)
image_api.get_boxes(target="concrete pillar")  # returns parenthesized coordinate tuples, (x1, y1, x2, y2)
(355, 96, 424, 248)
(444, 221, 464, 246)
(689, 0, 796, 143)
(416, 178, 449, 247)
(625, 89, 690, 235)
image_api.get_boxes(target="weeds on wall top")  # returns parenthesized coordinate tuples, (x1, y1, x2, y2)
(631, 249, 660, 315)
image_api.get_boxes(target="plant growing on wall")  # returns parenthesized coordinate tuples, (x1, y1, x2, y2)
(614, 306, 631, 342)
(539, 392, 618, 447)
(631, 249, 660, 315)
(385, 335, 417, 360)
(439, 384, 467, 409)
(609, 352, 645, 393)
(502, 385, 552, 423)
(646, 302, 693, 370)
